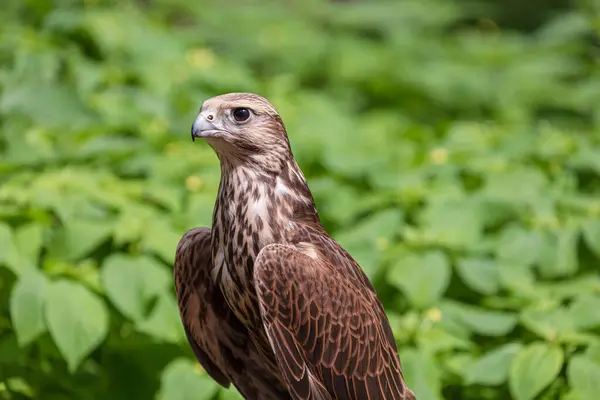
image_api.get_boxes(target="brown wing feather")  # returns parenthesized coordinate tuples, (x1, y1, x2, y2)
(174, 227, 290, 400)
(253, 242, 415, 400)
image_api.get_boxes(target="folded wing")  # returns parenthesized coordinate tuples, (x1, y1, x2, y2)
(253, 243, 415, 400)
(174, 227, 289, 400)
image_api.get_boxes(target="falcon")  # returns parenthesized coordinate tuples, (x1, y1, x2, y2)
(174, 93, 415, 400)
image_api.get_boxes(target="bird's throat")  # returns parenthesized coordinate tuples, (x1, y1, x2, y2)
(208, 161, 317, 326)
(211, 162, 317, 269)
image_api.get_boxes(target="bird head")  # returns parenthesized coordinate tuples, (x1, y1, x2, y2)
(191, 93, 291, 166)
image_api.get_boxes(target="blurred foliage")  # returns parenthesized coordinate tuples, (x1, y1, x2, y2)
(1, 0, 600, 399)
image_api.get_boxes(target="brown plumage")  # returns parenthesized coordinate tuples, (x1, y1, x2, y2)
(174, 93, 416, 400)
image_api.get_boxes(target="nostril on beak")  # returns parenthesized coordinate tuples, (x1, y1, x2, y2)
(191, 112, 218, 141)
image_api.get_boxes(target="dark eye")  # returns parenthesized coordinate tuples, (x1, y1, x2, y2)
(232, 108, 251, 122)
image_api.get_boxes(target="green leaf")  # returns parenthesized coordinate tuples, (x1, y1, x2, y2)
(45, 280, 109, 372)
(387, 251, 450, 308)
(464, 343, 523, 385)
(521, 307, 575, 341)
(157, 358, 220, 400)
(444, 352, 477, 377)
(509, 342, 563, 400)
(337, 208, 404, 246)
(568, 355, 600, 400)
(100, 254, 171, 321)
(585, 342, 600, 364)
(335, 208, 403, 277)
(136, 292, 185, 343)
(562, 390, 585, 400)
(0, 223, 42, 277)
(568, 295, 600, 330)
(537, 228, 579, 278)
(3, 377, 34, 397)
(483, 168, 547, 203)
(0, 335, 21, 365)
(582, 219, 600, 258)
(455, 257, 499, 295)
(441, 301, 518, 337)
(112, 206, 150, 245)
(141, 220, 182, 263)
(418, 199, 483, 249)
(495, 225, 543, 266)
(0, 222, 21, 275)
(539, 274, 600, 300)
(49, 218, 113, 261)
(498, 262, 536, 296)
(10, 271, 47, 347)
(399, 348, 442, 400)
(417, 325, 473, 354)
(1, 82, 95, 128)
(13, 223, 44, 269)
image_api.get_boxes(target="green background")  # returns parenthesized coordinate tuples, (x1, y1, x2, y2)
(1, 0, 600, 399)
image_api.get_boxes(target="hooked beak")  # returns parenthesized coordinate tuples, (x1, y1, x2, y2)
(191, 113, 218, 142)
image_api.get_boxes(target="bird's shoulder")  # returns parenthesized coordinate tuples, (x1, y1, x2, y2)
(276, 223, 378, 295)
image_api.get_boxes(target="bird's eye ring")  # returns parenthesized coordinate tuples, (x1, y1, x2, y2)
(232, 108, 251, 122)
